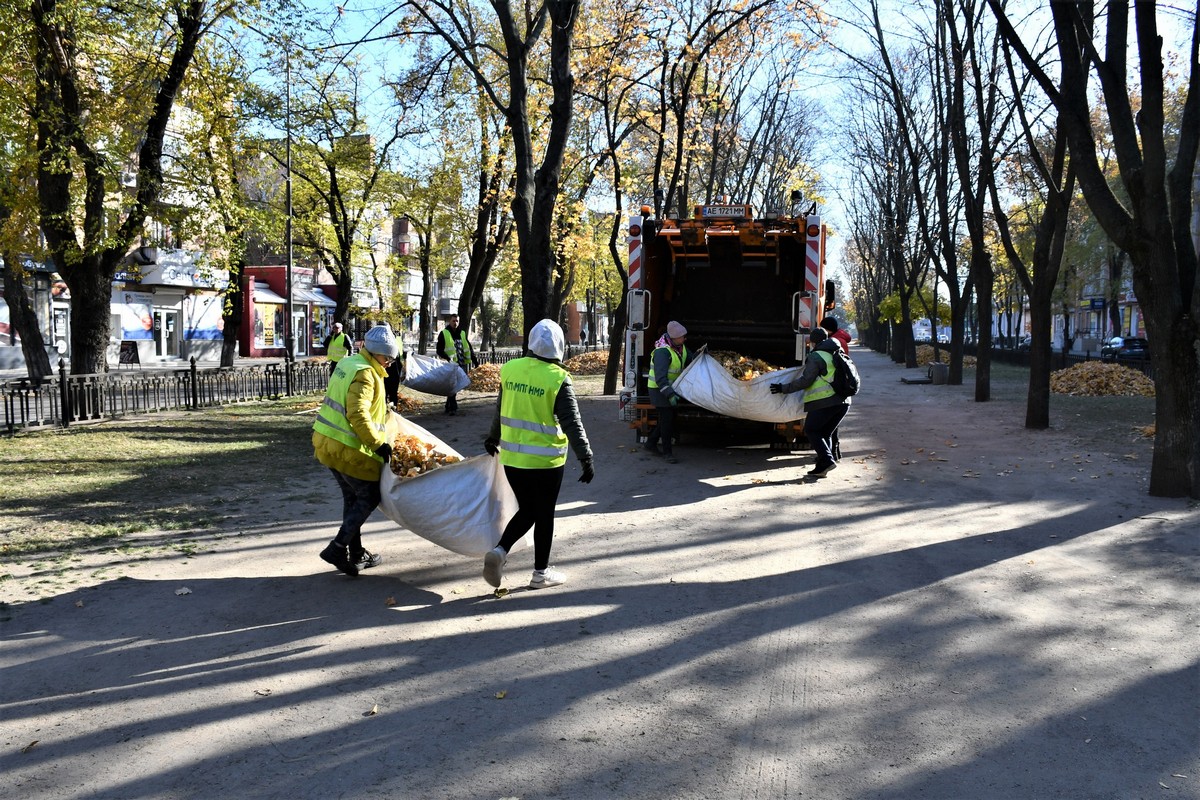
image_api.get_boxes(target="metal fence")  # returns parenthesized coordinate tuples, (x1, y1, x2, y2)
(3, 358, 330, 436)
(4, 345, 614, 436)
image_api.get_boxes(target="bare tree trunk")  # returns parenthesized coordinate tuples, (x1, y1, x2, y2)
(220, 268, 245, 368)
(1, 249, 53, 381)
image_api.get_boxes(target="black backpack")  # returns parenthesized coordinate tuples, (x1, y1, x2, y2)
(827, 349, 861, 397)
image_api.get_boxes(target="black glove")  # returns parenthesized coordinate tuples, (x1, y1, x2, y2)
(579, 459, 595, 484)
(769, 383, 783, 394)
(484, 438, 499, 457)
(375, 443, 393, 461)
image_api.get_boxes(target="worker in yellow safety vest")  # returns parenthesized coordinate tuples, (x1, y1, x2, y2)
(481, 319, 594, 590)
(323, 322, 354, 375)
(769, 326, 850, 479)
(436, 314, 479, 415)
(312, 324, 400, 576)
(643, 320, 693, 464)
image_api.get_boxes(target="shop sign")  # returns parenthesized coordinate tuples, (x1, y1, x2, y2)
(140, 251, 228, 289)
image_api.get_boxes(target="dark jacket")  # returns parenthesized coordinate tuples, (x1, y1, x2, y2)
(777, 339, 850, 411)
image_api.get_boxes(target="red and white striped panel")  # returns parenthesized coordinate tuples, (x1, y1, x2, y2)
(628, 215, 644, 290)
(804, 214, 822, 295)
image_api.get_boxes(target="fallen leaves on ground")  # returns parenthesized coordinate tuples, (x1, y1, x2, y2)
(564, 351, 610, 375)
(468, 363, 502, 391)
(392, 393, 423, 413)
(915, 345, 977, 367)
(1049, 361, 1155, 397)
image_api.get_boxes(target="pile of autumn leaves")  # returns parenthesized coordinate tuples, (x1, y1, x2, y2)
(465, 351, 609, 393)
(1050, 361, 1155, 397)
(457, 347, 1156, 398)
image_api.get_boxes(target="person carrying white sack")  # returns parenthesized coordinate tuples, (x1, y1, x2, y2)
(312, 324, 401, 576)
(482, 319, 594, 590)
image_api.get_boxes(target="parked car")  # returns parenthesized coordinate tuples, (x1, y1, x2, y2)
(1100, 336, 1150, 361)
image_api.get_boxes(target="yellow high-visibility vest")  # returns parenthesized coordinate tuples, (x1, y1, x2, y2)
(498, 358, 568, 469)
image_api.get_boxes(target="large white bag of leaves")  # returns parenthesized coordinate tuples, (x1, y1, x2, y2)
(403, 352, 471, 396)
(673, 352, 807, 423)
(377, 413, 523, 556)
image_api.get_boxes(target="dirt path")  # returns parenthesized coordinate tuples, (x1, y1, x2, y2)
(1, 347, 1196, 800)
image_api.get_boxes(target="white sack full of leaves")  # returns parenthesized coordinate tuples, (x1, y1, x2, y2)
(403, 353, 471, 396)
(673, 352, 806, 423)
(378, 413, 524, 556)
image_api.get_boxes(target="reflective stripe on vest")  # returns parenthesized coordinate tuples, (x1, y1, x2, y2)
(328, 332, 350, 361)
(313, 353, 388, 462)
(440, 328, 473, 364)
(646, 344, 689, 389)
(803, 350, 837, 404)
(498, 358, 568, 468)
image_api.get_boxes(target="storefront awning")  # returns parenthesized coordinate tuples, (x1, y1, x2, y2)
(252, 284, 287, 304)
(294, 287, 337, 306)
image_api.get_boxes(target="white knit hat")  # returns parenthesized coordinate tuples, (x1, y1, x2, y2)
(667, 321, 687, 338)
(362, 325, 400, 359)
(528, 319, 565, 361)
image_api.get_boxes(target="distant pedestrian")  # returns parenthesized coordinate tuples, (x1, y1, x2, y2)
(643, 320, 692, 464)
(769, 327, 849, 478)
(323, 322, 354, 376)
(437, 314, 478, 415)
(482, 319, 594, 590)
(821, 316, 851, 356)
(382, 335, 407, 409)
(312, 324, 401, 576)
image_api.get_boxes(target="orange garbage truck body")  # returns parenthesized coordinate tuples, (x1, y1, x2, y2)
(619, 201, 832, 448)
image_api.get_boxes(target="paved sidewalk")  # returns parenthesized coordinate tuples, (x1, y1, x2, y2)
(1, 347, 1197, 799)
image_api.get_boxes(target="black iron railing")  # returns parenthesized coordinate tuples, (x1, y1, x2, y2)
(5, 347, 613, 435)
(3, 358, 329, 436)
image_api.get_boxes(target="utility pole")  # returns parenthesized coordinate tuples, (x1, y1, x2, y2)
(285, 47, 294, 368)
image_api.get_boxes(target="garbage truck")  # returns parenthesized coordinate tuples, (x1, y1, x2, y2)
(618, 199, 834, 448)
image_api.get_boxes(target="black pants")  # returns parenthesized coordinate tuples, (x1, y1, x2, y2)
(330, 469, 381, 552)
(496, 465, 565, 571)
(644, 388, 676, 455)
(804, 404, 849, 468)
(444, 362, 466, 413)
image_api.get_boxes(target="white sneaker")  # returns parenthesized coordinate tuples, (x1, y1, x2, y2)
(483, 546, 507, 588)
(353, 549, 383, 570)
(528, 568, 567, 589)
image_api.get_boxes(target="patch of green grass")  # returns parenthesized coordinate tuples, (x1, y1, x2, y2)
(1, 397, 320, 562)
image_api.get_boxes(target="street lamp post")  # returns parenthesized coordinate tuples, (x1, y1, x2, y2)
(285, 48, 294, 376)
(590, 270, 597, 351)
